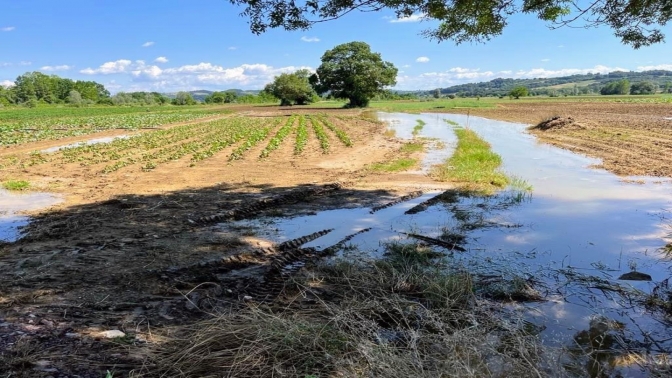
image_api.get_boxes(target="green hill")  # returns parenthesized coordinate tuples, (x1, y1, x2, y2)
(424, 70, 672, 97)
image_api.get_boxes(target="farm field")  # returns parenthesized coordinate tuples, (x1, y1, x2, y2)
(2, 100, 672, 376)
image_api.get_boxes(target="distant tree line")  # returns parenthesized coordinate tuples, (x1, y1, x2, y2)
(0, 72, 110, 107)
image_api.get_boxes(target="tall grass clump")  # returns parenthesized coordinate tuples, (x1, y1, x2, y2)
(412, 119, 426, 136)
(432, 128, 508, 193)
(2, 180, 30, 191)
(146, 241, 561, 378)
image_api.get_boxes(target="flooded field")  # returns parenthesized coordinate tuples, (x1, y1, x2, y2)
(3, 107, 672, 377)
(230, 112, 672, 376)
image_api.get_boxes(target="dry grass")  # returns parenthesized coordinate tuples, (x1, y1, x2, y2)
(141, 242, 566, 377)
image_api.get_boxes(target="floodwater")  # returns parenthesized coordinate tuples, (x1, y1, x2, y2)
(0, 189, 62, 242)
(230, 112, 672, 376)
(41, 135, 130, 153)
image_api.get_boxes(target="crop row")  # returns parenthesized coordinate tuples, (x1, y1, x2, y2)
(309, 116, 331, 153)
(315, 115, 352, 147)
(8, 114, 359, 174)
(0, 111, 215, 146)
(260, 116, 296, 159)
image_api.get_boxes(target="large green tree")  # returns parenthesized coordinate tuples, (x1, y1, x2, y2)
(264, 69, 318, 106)
(229, 0, 672, 48)
(310, 42, 397, 108)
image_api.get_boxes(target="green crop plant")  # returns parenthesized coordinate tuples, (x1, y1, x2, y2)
(294, 115, 309, 155)
(260, 116, 296, 158)
(317, 115, 352, 147)
(309, 116, 330, 153)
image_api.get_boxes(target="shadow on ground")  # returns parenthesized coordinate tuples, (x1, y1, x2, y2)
(0, 182, 397, 377)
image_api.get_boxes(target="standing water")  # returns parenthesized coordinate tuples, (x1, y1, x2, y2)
(229, 112, 672, 376)
(0, 189, 62, 242)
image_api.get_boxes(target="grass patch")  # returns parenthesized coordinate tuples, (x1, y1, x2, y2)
(2, 180, 30, 191)
(412, 119, 426, 136)
(431, 128, 508, 192)
(400, 141, 424, 153)
(147, 241, 555, 377)
(369, 98, 495, 113)
(444, 119, 460, 126)
(370, 157, 417, 172)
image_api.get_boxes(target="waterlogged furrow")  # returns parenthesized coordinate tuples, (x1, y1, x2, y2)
(309, 116, 330, 153)
(260, 116, 296, 159)
(294, 115, 309, 155)
(317, 115, 352, 147)
(228, 118, 279, 161)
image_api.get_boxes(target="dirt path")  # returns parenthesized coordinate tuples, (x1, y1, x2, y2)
(442, 101, 672, 177)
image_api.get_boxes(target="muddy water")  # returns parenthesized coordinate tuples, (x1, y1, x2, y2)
(232, 112, 672, 375)
(0, 190, 62, 242)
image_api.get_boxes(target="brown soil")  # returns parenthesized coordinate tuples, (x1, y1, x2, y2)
(444, 101, 672, 177)
(0, 107, 448, 377)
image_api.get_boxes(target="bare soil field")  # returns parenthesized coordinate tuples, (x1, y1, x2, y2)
(446, 101, 672, 177)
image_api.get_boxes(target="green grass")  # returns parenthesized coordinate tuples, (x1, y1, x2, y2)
(432, 128, 508, 192)
(412, 119, 425, 136)
(2, 180, 30, 191)
(400, 142, 424, 153)
(370, 158, 417, 172)
(444, 119, 460, 126)
(369, 98, 495, 113)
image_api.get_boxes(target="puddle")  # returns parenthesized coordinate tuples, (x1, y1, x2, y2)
(226, 112, 672, 376)
(41, 135, 130, 153)
(0, 189, 62, 242)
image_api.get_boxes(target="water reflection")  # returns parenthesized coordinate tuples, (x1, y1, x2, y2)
(0, 189, 62, 242)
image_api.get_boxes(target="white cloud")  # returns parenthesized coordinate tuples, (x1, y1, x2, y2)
(154, 56, 169, 63)
(228, 46, 237, 50)
(1, 26, 15, 32)
(0, 62, 11, 67)
(509, 65, 627, 79)
(80, 59, 133, 74)
(19, 61, 31, 66)
(636, 64, 672, 71)
(142, 41, 155, 47)
(416, 56, 430, 63)
(541, 58, 550, 62)
(403, 64, 411, 68)
(558, 45, 565, 48)
(78, 59, 313, 92)
(1, 80, 14, 87)
(390, 13, 425, 23)
(301, 36, 320, 42)
(41, 65, 72, 72)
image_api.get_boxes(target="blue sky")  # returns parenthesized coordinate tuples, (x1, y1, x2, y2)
(1, 0, 671, 92)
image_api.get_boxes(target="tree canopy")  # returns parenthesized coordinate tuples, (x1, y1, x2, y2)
(264, 69, 318, 106)
(508, 86, 529, 99)
(310, 42, 397, 108)
(204, 91, 238, 104)
(1, 72, 110, 105)
(229, 0, 672, 48)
